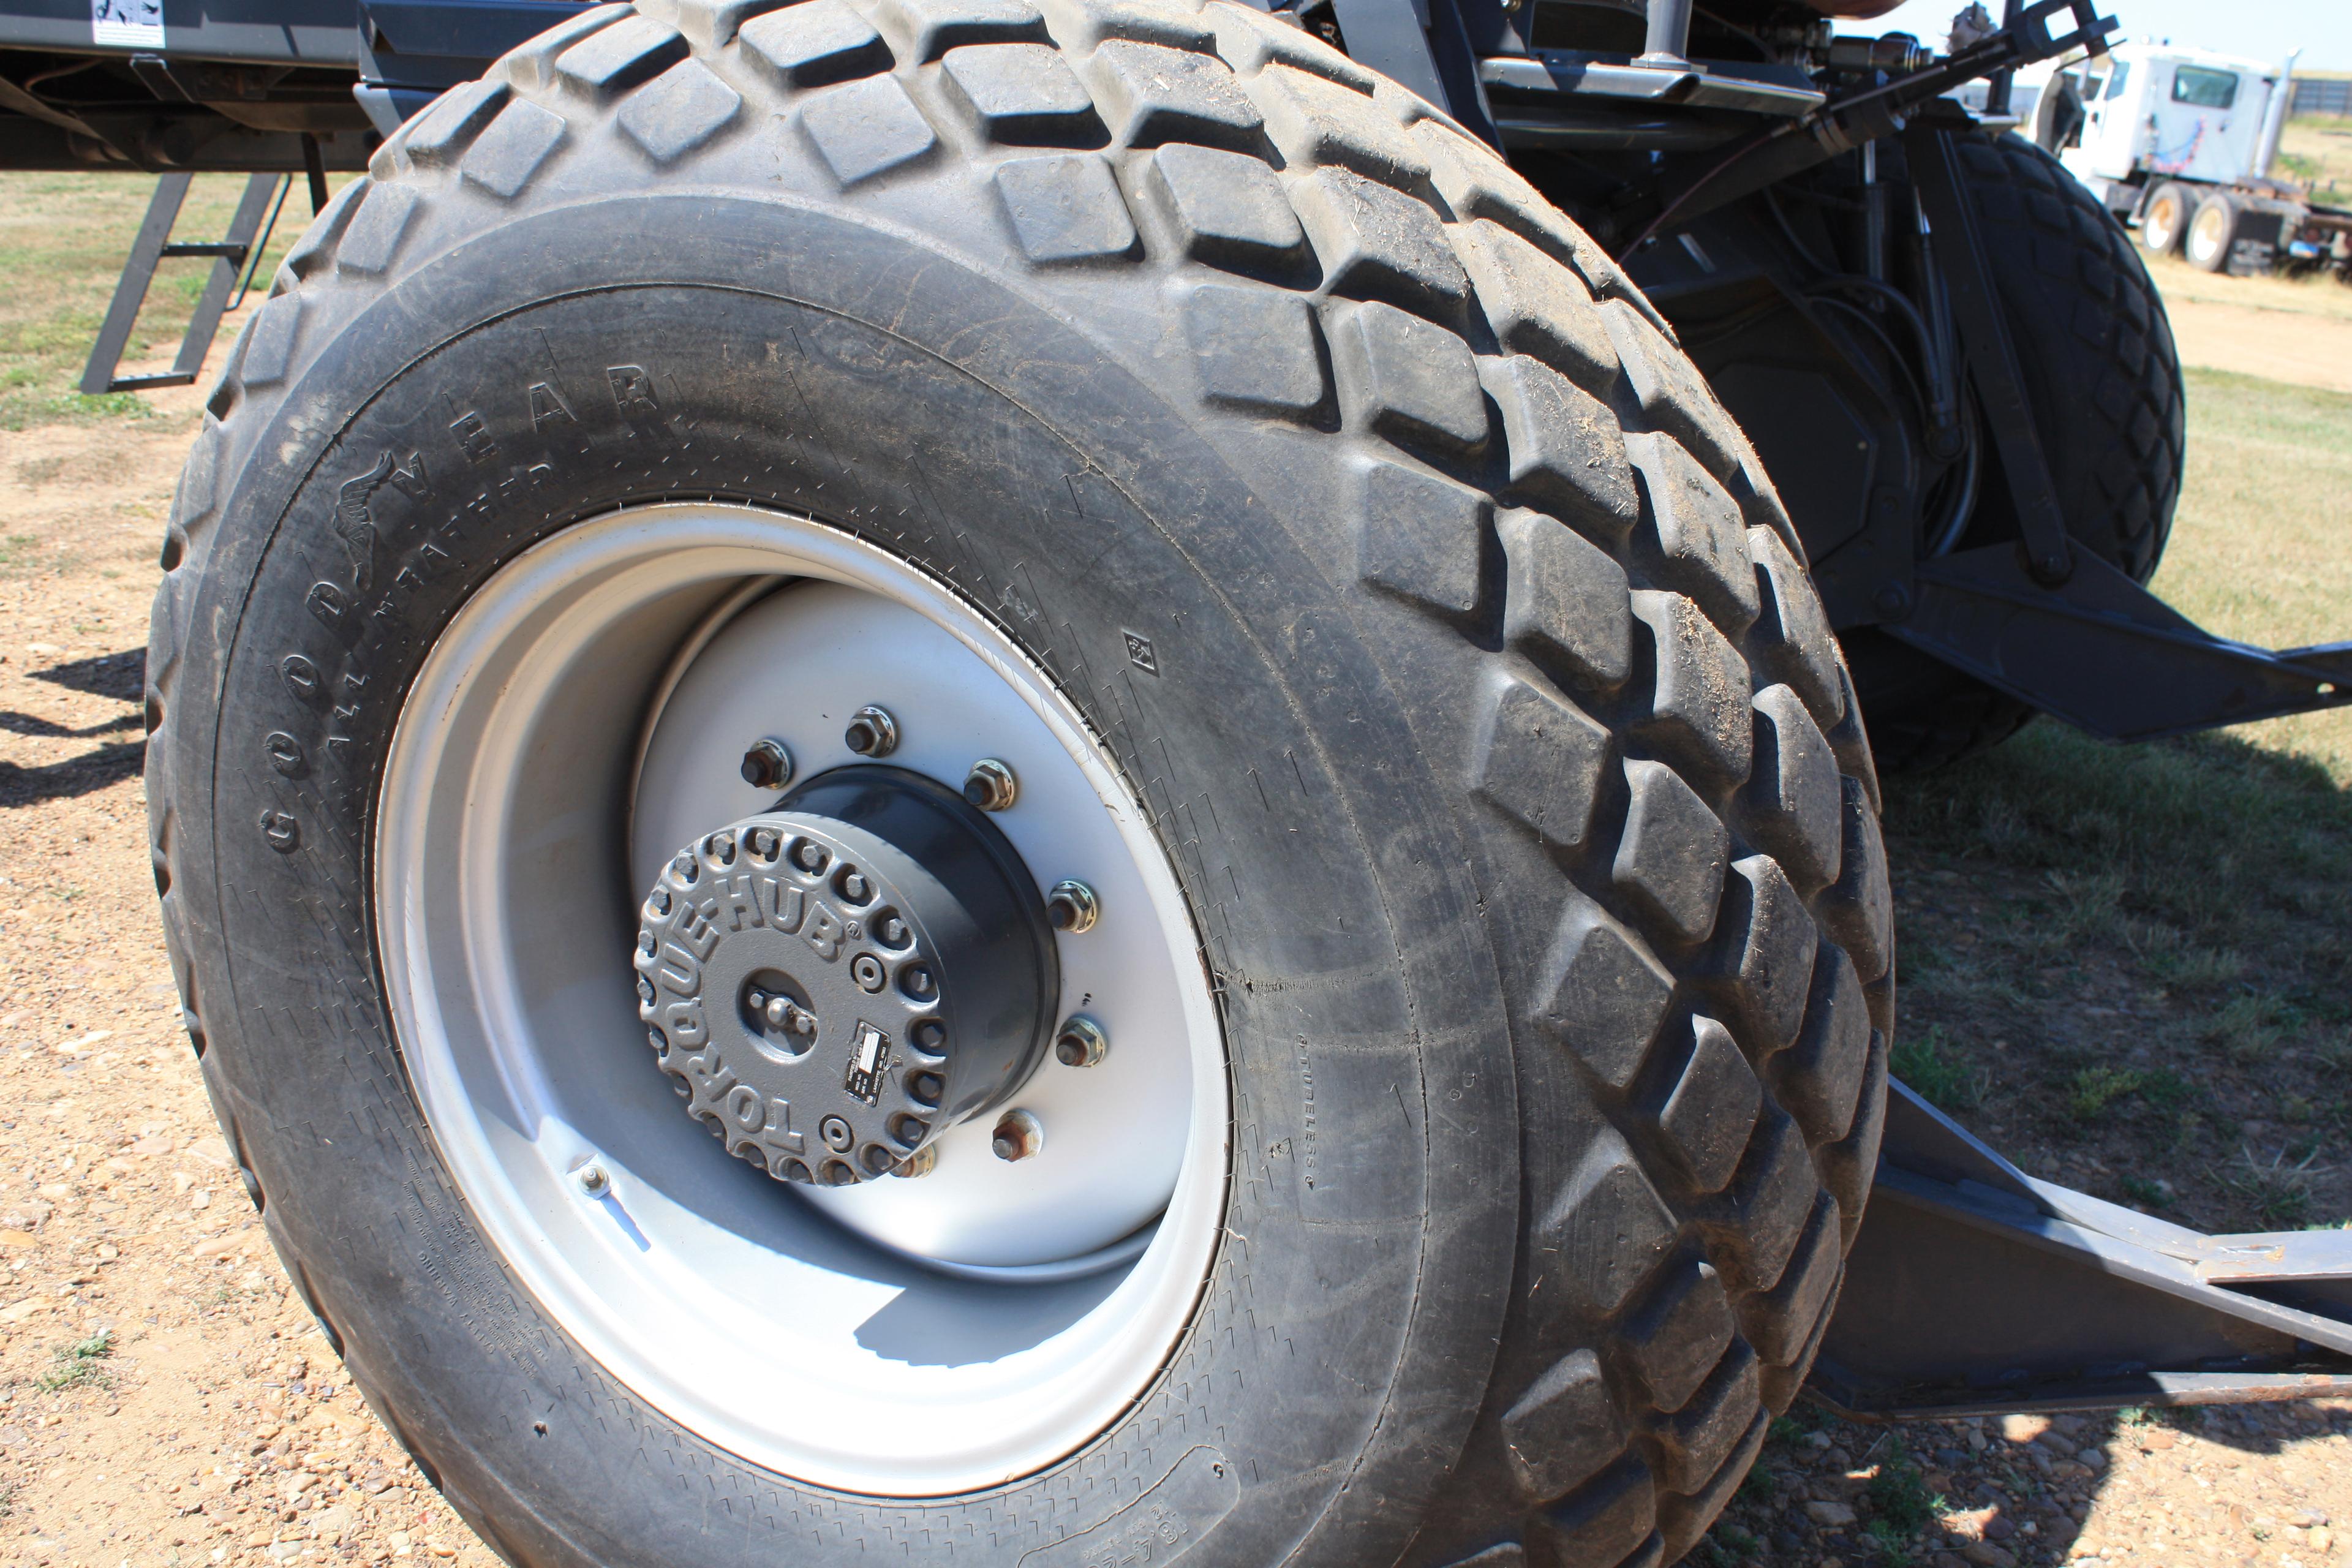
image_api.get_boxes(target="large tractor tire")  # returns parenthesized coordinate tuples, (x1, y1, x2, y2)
(145, 2, 1893, 1562)
(1849, 133, 2185, 771)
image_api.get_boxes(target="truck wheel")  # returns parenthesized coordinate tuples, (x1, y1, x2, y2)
(146, 3, 1891, 1562)
(2185, 189, 2240, 273)
(1849, 133, 2184, 770)
(2139, 179, 2190, 255)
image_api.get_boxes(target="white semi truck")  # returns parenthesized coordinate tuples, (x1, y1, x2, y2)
(2010, 40, 2352, 276)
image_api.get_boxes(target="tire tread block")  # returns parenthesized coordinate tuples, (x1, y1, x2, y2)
(1500, 1348, 1626, 1504)
(1183, 282, 1325, 418)
(1290, 168, 1468, 316)
(1617, 1257, 1735, 1413)
(1480, 354, 1637, 542)
(1355, 459, 1487, 616)
(1144, 143, 1305, 269)
(739, 0, 892, 89)
(1335, 301, 1488, 456)
(1630, 589, 1752, 789)
(1533, 897, 1673, 1091)
(1087, 39, 1261, 148)
(617, 57, 744, 161)
(1613, 759, 1729, 947)
(1744, 684, 1842, 894)
(1532, 1131, 1678, 1320)
(1627, 432, 1757, 633)
(1471, 676, 1611, 853)
(1657, 1016, 1760, 1194)
(941, 42, 1102, 143)
(1497, 510, 1632, 695)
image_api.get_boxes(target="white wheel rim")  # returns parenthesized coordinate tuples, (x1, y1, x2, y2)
(2189, 205, 2228, 264)
(377, 503, 1229, 1494)
(2147, 197, 2179, 252)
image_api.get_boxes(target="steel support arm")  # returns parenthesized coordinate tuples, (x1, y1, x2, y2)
(1817, 1082, 2352, 1417)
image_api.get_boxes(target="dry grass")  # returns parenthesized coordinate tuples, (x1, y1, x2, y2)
(2276, 115, 2352, 208)
(0, 170, 344, 431)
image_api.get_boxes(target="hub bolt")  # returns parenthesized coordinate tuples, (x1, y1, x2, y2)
(893, 1145, 939, 1179)
(1054, 1014, 1109, 1068)
(741, 738, 794, 791)
(844, 705, 899, 758)
(574, 1163, 611, 1197)
(820, 1115, 854, 1153)
(1046, 879, 1099, 934)
(851, 954, 886, 992)
(963, 759, 1018, 812)
(991, 1109, 1044, 1163)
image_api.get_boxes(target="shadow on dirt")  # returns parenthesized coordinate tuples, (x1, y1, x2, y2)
(2, 646, 146, 807)
(1702, 1396, 2348, 1566)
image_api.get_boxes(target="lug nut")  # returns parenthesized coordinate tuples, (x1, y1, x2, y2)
(844, 705, 899, 758)
(575, 1163, 610, 1197)
(740, 738, 793, 791)
(991, 1109, 1044, 1163)
(893, 1145, 939, 1179)
(1054, 1014, 1109, 1068)
(851, 953, 886, 992)
(963, 759, 1017, 812)
(1046, 879, 1099, 933)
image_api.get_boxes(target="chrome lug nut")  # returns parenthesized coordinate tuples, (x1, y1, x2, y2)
(1054, 1014, 1109, 1068)
(740, 738, 793, 791)
(574, 1163, 611, 1197)
(963, 758, 1017, 812)
(1046, 879, 1099, 933)
(844, 705, 899, 758)
(991, 1109, 1044, 1163)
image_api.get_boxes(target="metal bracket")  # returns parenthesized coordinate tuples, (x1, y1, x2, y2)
(1888, 543, 2352, 741)
(1907, 123, 2074, 584)
(78, 170, 283, 396)
(1817, 1081, 2352, 1417)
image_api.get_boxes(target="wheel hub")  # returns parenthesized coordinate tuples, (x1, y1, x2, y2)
(634, 766, 1058, 1187)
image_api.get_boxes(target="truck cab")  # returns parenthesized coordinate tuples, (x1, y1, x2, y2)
(2052, 41, 2283, 191)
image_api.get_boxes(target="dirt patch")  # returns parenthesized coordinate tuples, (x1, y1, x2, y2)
(0, 368, 501, 1565)
(2162, 292, 2352, 395)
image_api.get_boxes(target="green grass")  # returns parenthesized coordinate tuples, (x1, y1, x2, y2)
(0, 170, 343, 430)
(36, 1329, 113, 1392)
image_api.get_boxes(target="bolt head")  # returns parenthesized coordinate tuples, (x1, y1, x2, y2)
(892, 1145, 940, 1180)
(575, 1163, 610, 1197)
(1054, 1014, 1110, 1068)
(963, 759, 1018, 812)
(991, 1109, 1044, 1163)
(1046, 879, 1099, 934)
(845, 705, 899, 758)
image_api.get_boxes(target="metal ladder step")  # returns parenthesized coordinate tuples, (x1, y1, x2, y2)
(78, 170, 291, 396)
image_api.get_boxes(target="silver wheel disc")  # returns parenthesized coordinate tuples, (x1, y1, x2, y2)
(377, 504, 1229, 1494)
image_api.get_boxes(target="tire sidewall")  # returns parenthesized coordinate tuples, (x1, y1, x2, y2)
(168, 190, 1521, 1566)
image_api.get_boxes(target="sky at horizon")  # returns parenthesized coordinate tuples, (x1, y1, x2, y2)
(1844, 0, 2352, 74)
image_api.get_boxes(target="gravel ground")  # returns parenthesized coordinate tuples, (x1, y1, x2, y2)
(0, 337, 2343, 1568)
(0, 358, 501, 1567)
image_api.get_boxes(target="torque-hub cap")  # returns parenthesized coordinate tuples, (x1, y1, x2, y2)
(634, 766, 1058, 1186)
